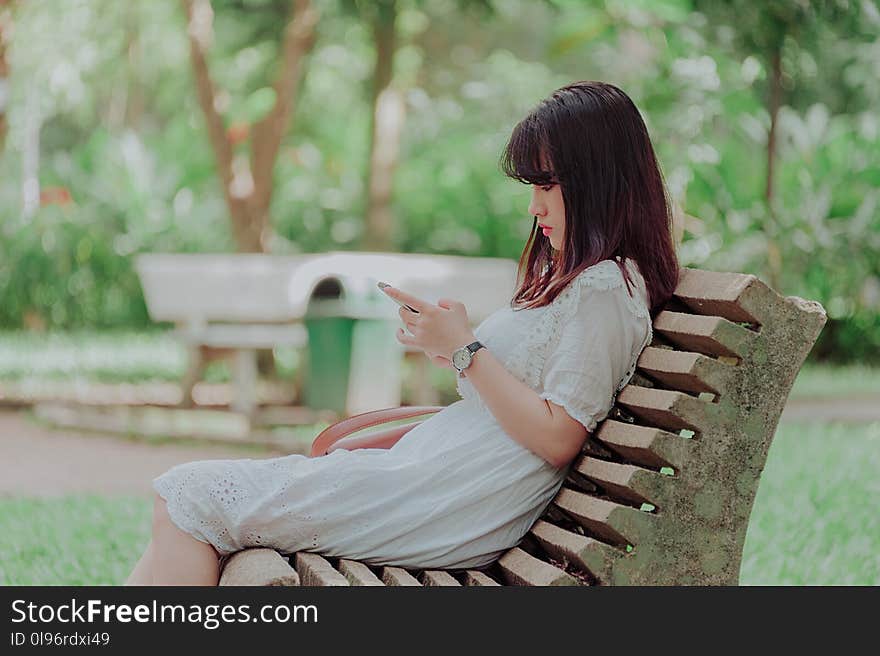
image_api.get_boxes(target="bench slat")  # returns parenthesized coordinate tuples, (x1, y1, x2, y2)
(636, 346, 736, 396)
(653, 311, 758, 359)
(529, 520, 619, 584)
(294, 553, 350, 586)
(463, 570, 501, 586)
(553, 488, 654, 547)
(497, 547, 579, 586)
(593, 420, 691, 470)
(382, 567, 423, 586)
(420, 570, 462, 586)
(616, 386, 713, 433)
(674, 268, 760, 324)
(571, 456, 672, 508)
(219, 548, 299, 586)
(174, 323, 308, 349)
(337, 559, 385, 586)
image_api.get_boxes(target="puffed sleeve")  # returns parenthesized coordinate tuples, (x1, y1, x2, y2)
(539, 280, 650, 434)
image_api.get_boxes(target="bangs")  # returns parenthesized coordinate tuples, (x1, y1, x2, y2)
(500, 116, 558, 186)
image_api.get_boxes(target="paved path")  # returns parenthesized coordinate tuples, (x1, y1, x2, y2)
(0, 410, 286, 498)
(779, 397, 880, 423)
(1, 395, 878, 499)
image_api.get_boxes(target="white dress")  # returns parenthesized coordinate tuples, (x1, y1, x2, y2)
(153, 257, 653, 571)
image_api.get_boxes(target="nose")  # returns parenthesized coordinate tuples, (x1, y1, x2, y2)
(528, 188, 546, 219)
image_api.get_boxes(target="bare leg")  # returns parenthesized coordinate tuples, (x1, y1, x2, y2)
(124, 539, 155, 586)
(150, 492, 221, 586)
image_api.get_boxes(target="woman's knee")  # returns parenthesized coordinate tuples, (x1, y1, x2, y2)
(152, 492, 173, 531)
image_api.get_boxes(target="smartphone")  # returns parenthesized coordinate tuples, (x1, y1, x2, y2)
(377, 281, 420, 313)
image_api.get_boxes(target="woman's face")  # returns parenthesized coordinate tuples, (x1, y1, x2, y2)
(528, 183, 565, 251)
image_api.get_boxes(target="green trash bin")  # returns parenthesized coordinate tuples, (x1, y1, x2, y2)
(302, 279, 404, 415)
(302, 314, 356, 415)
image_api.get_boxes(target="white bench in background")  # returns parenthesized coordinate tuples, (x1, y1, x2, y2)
(135, 252, 518, 418)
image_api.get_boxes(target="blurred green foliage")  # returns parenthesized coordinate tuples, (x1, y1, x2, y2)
(0, 0, 878, 360)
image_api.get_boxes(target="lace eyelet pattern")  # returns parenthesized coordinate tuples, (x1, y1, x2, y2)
(456, 258, 652, 420)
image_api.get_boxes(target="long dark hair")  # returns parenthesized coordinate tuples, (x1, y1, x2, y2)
(500, 81, 679, 318)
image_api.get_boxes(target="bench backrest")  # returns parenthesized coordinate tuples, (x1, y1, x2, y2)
(497, 267, 827, 585)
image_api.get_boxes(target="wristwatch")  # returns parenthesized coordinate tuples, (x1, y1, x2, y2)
(451, 341, 486, 377)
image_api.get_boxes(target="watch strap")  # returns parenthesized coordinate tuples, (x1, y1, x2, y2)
(465, 340, 484, 355)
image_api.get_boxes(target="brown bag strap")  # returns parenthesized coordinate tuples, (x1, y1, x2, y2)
(310, 405, 445, 457)
(311, 421, 424, 456)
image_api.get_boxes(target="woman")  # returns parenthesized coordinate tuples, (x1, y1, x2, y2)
(125, 80, 679, 586)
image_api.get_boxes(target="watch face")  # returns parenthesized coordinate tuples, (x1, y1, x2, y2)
(452, 349, 470, 369)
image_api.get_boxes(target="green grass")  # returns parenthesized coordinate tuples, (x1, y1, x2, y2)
(789, 361, 880, 399)
(0, 330, 307, 384)
(0, 495, 151, 586)
(0, 331, 186, 383)
(1, 419, 877, 586)
(740, 420, 880, 585)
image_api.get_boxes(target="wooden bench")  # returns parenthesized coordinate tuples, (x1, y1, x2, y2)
(217, 266, 827, 586)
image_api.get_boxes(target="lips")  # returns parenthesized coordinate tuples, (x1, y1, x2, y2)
(538, 224, 553, 235)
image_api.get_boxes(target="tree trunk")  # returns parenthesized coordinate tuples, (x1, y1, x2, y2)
(362, 0, 404, 252)
(0, 0, 11, 152)
(249, 0, 318, 246)
(21, 84, 39, 218)
(124, 2, 145, 130)
(764, 46, 783, 292)
(181, 0, 318, 254)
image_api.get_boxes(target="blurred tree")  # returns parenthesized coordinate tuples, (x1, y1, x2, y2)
(181, 0, 319, 252)
(0, 0, 11, 152)
(118, 2, 145, 130)
(692, 0, 867, 291)
(356, 0, 401, 251)
(348, 0, 492, 251)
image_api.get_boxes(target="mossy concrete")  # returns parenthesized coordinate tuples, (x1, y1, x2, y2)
(607, 273, 827, 585)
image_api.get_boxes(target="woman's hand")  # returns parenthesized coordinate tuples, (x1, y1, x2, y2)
(382, 286, 476, 362)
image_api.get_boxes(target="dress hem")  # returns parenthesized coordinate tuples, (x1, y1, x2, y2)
(152, 477, 232, 557)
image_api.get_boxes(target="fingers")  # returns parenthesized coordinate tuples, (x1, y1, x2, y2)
(383, 286, 429, 313)
(398, 307, 419, 334)
(395, 327, 416, 346)
(437, 298, 466, 316)
(398, 306, 417, 320)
